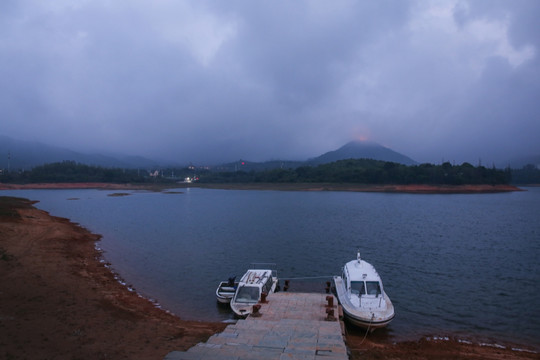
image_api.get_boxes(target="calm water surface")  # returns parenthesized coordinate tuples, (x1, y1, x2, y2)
(2, 187, 539, 347)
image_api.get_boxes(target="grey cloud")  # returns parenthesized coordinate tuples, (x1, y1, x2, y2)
(0, 1, 538, 166)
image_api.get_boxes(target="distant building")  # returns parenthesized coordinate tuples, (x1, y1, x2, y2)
(182, 176, 199, 183)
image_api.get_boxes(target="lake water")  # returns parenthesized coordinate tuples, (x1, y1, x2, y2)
(2, 187, 539, 347)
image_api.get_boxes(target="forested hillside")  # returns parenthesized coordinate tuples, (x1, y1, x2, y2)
(200, 159, 511, 185)
(0, 159, 526, 186)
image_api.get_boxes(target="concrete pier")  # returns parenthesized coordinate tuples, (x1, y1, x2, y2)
(164, 292, 348, 360)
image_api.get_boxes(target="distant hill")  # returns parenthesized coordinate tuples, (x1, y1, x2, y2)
(308, 140, 417, 166)
(213, 159, 305, 172)
(0, 135, 161, 170)
(214, 140, 418, 172)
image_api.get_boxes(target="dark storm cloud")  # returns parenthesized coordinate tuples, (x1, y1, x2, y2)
(0, 1, 538, 165)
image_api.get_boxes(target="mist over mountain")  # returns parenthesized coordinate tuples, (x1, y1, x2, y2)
(505, 155, 540, 169)
(308, 141, 417, 166)
(1, 135, 418, 171)
(203, 140, 418, 171)
(0, 135, 161, 170)
(2, 135, 537, 172)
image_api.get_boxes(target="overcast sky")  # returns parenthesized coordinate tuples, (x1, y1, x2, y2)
(1, 0, 539, 165)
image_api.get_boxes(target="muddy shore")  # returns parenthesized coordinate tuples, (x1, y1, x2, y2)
(1, 196, 536, 359)
(0, 197, 225, 359)
(188, 182, 523, 193)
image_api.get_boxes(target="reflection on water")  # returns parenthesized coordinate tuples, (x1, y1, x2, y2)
(2, 187, 539, 347)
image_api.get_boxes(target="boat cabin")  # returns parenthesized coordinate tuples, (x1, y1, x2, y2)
(230, 264, 278, 317)
(233, 269, 274, 304)
(342, 257, 384, 299)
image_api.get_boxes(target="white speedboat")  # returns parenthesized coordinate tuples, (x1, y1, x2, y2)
(230, 265, 278, 318)
(216, 276, 238, 304)
(333, 252, 394, 330)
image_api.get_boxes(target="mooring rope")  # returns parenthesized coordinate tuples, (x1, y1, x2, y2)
(360, 313, 375, 345)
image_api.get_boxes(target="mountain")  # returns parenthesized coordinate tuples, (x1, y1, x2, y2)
(213, 140, 417, 172)
(308, 140, 417, 166)
(0, 135, 161, 170)
(0, 135, 416, 171)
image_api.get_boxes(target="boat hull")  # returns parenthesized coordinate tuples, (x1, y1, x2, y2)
(341, 306, 395, 330)
(216, 294, 233, 304)
(216, 281, 237, 304)
(230, 305, 251, 318)
(333, 276, 394, 331)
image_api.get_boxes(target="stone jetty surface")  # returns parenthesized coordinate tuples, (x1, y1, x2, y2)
(165, 292, 348, 360)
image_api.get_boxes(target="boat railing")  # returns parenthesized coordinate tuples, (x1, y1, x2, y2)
(249, 263, 278, 278)
(256, 273, 269, 284)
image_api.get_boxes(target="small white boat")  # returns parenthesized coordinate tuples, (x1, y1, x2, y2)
(216, 277, 238, 304)
(230, 265, 278, 318)
(333, 252, 394, 331)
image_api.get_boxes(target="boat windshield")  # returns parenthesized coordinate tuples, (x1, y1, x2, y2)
(366, 281, 381, 296)
(235, 286, 260, 303)
(350, 281, 365, 295)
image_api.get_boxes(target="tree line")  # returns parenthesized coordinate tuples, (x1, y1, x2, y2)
(1, 158, 537, 185)
(0, 161, 147, 184)
(199, 159, 512, 185)
(510, 164, 540, 184)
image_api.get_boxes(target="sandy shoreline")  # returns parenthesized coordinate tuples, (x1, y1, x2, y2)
(1, 196, 537, 359)
(0, 181, 524, 193)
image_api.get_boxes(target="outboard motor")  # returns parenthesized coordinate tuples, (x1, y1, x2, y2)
(228, 276, 236, 287)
